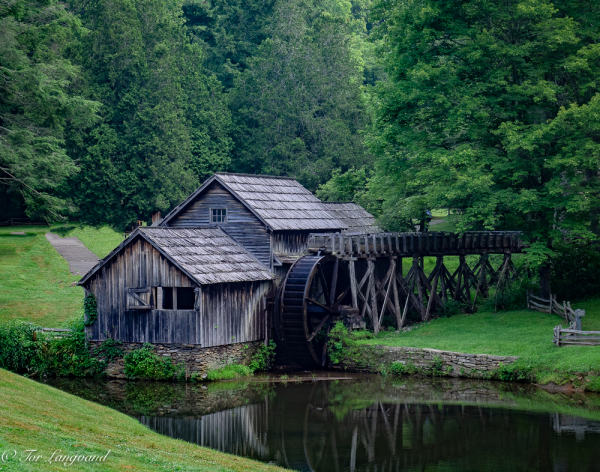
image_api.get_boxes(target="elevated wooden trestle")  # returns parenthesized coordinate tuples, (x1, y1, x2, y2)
(304, 231, 524, 334)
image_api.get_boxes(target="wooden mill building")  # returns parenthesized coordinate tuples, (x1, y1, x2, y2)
(79, 173, 377, 371)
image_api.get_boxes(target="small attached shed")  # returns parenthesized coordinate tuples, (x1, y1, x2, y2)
(79, 227, 274, 348)
(320, 202, 380, 234)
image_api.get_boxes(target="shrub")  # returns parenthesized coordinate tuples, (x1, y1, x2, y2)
(430, 355, 444, 376)
(204, 364, 252, 381)
(0, 317, 107, 377)
(585, 375, 600, 393)
(123, 343, 184, 380)
(483, 276, 535, 312)
(93, 338, 124, 363)
(440, 299, 468, 317)
(249, 340, 276, 372)
(384, 361, 407, 376)
(44, 316, 105, 377)
(0, 321, 45, 375)
(493, 362, 534, 382)
(327, 322, 357, 365)
(552, 243, 600, 301)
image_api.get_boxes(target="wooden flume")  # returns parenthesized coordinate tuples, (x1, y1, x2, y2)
(276, 231, 524, 367)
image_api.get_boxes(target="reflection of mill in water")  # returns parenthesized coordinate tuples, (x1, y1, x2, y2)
(137, 381, 600, 472)
(140, 402, 270, 459)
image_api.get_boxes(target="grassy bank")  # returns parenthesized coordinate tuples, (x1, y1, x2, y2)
(0, 225, 122, 327)
(355, 298, 600, 387)
(0, 368, 285, 471)
(53, 225, 124, 259)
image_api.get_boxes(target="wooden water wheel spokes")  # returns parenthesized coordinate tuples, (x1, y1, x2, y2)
(279, 255, 351, 367)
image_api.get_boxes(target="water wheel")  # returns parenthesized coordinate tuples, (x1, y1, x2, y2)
(276, 255, 351, 367)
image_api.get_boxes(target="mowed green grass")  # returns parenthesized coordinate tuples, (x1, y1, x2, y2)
(359, 300, 600, 381)
(0, 368, 285, 472)
(0, 224, 123, 327)
(56, 225, 124, 259)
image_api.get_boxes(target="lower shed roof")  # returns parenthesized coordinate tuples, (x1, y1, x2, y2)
(79, 227, 274, 286)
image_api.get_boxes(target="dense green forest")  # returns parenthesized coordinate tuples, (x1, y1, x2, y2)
(2, 0, 600, 291)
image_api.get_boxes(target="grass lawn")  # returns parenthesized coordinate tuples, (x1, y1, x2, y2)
(0, 368, 285, 471)
(358, 298, 600, 384)
(0, 224, 123, 327)
(53, 224, 124, 258)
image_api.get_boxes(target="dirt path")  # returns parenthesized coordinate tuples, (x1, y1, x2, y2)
(45, 233, 99, 277)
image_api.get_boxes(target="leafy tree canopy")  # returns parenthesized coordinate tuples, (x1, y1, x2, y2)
(363, 0, 600, 275)
(0, 0, 99, 221)
(230, 0, 374, 191)
(67, 0, 232, 229)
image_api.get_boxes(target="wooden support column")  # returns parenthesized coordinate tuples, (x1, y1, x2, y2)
(424, 256, 442, 321)
(414, 256, 426, 319)
(348, 258, 359, 309)
(391, 258, 403, 329)
(368, 259, 379, 334)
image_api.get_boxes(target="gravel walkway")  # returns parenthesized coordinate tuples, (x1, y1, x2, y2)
(45, 233, 99, 277)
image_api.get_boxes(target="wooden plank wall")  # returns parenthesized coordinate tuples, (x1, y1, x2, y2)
(84, 236, 271, 346)
(271, 230, 314, 255)
(201, 279, 271, 347)
(166, 181, 272, 268)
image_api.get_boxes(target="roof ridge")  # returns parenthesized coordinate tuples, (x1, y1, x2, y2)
(216, 172, 298, 181)
(321, 201, 358, 204)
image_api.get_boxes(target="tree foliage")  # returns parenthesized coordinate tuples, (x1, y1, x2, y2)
(365, 0, 600, 267)
(230, 0, 374, 191)
(67, 0, 232, 228)
(181, 0, 277, 89)
(0, 0, 99, 221)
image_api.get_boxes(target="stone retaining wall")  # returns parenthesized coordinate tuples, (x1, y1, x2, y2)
(89, 341, 263, 379)
(336, 345, 519, 378)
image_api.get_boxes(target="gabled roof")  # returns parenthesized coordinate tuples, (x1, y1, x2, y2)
(321, 202, 380, 234)
(79, 227, 274, 286)
(160, 173, 348, 231)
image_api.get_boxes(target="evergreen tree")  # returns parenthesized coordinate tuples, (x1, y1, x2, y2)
(231, 0, 373, 191)
(67, 0, 231, 228)
(0, 0, 98, 220)
(181, 0, 276, 89)
(366, 0, 600, 295)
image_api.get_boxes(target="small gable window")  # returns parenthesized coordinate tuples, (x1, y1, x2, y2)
(211, 208, 227, 223)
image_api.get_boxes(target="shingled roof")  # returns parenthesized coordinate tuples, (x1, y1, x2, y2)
(321, 202, 380, 234)
(79, 227, 273, 286)
(160, 173, 348, 231)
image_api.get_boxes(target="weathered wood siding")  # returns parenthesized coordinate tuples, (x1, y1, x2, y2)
(83, 236, 271, 346)
(200, 280, 271, 347)
(271, 230, 315, 255)
(166, 181, 272, 268)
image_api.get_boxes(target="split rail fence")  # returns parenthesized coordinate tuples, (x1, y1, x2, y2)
(526, 291, 584, 326)
(526, 292, 598, 347)
(553, 327, 600, 347)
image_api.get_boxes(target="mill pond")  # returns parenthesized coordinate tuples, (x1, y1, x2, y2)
(45, 374, 600, 471)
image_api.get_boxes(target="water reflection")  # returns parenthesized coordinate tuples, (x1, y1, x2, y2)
(47, 375, 600, 471)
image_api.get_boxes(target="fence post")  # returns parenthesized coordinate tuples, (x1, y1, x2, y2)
(574, 309, 585, 331)
(554, 325, 561, 347)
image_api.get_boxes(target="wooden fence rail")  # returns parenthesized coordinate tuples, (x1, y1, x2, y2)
(36, 328, 72, 338)
(527, 291, 584, 327)
(553, 326, 600, 347)
(0, 218, 47, 227)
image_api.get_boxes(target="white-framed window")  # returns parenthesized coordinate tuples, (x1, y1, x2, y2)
(211, 208, 227, 223)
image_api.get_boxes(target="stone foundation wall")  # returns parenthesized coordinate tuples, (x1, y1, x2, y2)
(337, 345, 519, 378)
(89, 340, 263, 379)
